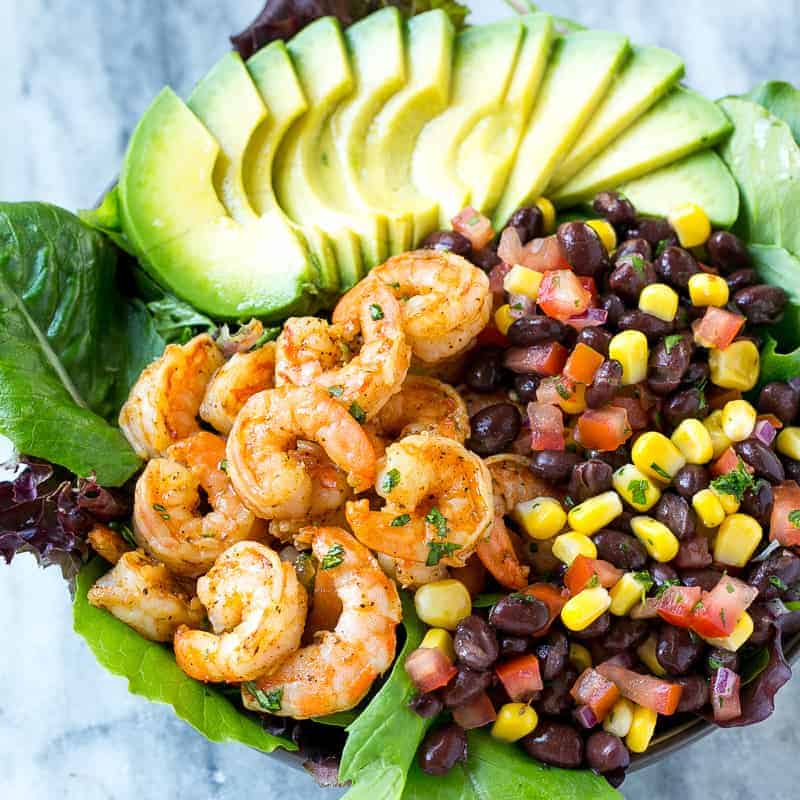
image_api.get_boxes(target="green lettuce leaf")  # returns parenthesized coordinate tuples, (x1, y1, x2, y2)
(74, 557, 295, 753)
(759, 335, 800, 385)
(748, 244, 800, 350)
(744, 81, 800, 145)
(78, 186, 136, 255)
(402, 730, 621, 800)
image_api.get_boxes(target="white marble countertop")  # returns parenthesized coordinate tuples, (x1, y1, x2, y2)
(2, 1, 800, 798)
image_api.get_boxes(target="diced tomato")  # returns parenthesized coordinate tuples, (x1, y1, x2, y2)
(452, 691, 497, 729)
(522, 583, 569, 636)
(576, 276, 598, 298)
(570, 668, 621, 722)
(522, 235, 571, 272)
(656, 585, 702, 628)
(505, 342, 568, 377)
(538, 270, 592, 321)
(693, 307, 745, 349)
(564, 555, 623, 596)
(707, 386, 742, 411)
(711, 667, 742, 723)
(528, 402, 566, 451)
(596, 662, 683, 716)
(575, 406, 632, 452)
(476, 324, 509, 348)
(691, 576, 758, 638)
(770, 480, 800, 547)
(405, 647, 457, 694)
(496, 655, 543, 702)
(452, 207, 494, 250)
(536, 376, 584, 413)
(563, 343, 605, 384)
(710, 447, 751, 478)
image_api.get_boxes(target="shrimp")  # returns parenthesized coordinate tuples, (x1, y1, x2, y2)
(275, 284, 411, 420)
(119, 334, 224, 458)
(88, 551, 205, 642)
(242, 527, 401, 718)
(199, 342, 276, 434)
(87, 523, 132, 565)
(227, 385, 376, 521)
(378, 553, 450, 589)
(174, 541, 307, 683)
(133, 431, 267, 577)
(334, 250, 491, 365)
(346, 434, 494, 569)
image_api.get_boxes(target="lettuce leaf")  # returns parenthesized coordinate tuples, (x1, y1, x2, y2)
(74, 557, 295, 753)
(748, 244, 800, 351)
(744, 81, 800, 146)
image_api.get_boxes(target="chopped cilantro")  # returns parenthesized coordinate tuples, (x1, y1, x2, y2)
(244, 682, 283, 712)
(769, 575, 789, 592)
(788, 509, 800, 528)
(564, 495, 576, 509)
(510, 592, 537, 603)
(630, 254, 645, 275)
(586, 574, 600, 589)
(109, 521, 137, 548)
(382, 468, 401, 493)
(726, 581, 735, 593)
(650, 462, 672, 481)
(426, 540, 462, 566)
(555, 379, 571, 400)
(467, 213, 480, 225)
(628, 479, 650, 507)
(152, 503, 170, 520)
(218, 459, 228, 473)
(348, 402, 366, 423)
(655, 239, 670, 258)
(663, 334, 682, 354)
(425, 507, 448, 537)
(328, 385, 344, 398)
(655, 578, 681, 597)
(720, 608, 727, 626)
(390, 514, 411, 527)
(710, 459, 757, 502)
(321, 543, 345, 570)
(708, 656, 723, 671)
(633, 571, 654, 593)
(369, 303, 384, 321)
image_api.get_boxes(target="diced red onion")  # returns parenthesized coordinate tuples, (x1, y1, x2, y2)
(498, 227, 524, 266)
(753, 419, 778, 447)
(573, 704, 599, 729)
(452, 691, 497, 730)
(565, 308, 608, 331)
(712, 667, 742, 722)
(405, 647, 457, 694)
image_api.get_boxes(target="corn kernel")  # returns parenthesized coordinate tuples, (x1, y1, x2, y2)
(491, 703, 539, 743)
(671, 419, 714, 464)
(639, 283, 679, 322)
(603, 697, 635, 738)
(713, 513, 762, 568)
(637, 634, 667, 677)
(414, 579, 472, 630)
(668, 202, 711, 248)
(610, 572, 649, 616)
(420, 628, 456, 662)
(612, 464, 661, 512)
(535, 197, 556, 233)
(632, 431, 686, 483)
(692, 488, 726, 528)
(609, 330, 649, 385)
(777, 427, 800, 461)
(560, 585, 611, 631)
(721, 399, 757, 442)
(626, 704, 658, 754)
(558, 381, 587, 415)
(703, 411, 733, 459)
(586, 218, 617, 253)
(567, 491, 623, 535)
(711, 487, 740, 515)
(494, 304, 514, 336)
(688, 273, 729, 307)
(702, 611, 754, 652)
(514, 496, 566, 540)
(709, 340, 760, 391)
(503, 264, 544, 299)
(630, 516, 680, 562)
(568, 642, 593, 673)
(552, 531, 597, 565)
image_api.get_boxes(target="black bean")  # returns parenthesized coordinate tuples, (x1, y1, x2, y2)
(674, 675, 710, 713)
(508, 206, 545, 243)
(681, 568, 723, 591)
(568, 460, 614, 503)
(454, 615, 499, 670)
(514, 373, 540, 403)
(758, 382, 800, 425)
(471, 246, 502, 273)
(586, 445, 629, 471)
(656, 624, 703, 675)
(601, 294, 626, 328)
(539, 669, 578, 716)
(530, 450, 580, 483)
(608, 257, 657, 304)
(500, 636, 530, 658)
(705, 648, 740, 675)
(467, 404, 522, 456)
(558, 221, 609, 277)
(747, 548, 800, 599)
(734, 439, 785, 484)
(586, 360, 623, 409)
(421, 230, 473, 259)
(594, 529, 648, 570)
(615, 237, 652, 262)
(663, 388, 707, 430)
(537, 631, 569, 681)
(673, 465, 710, 498)
(784, 457, 800, 482)
(586, 732, 631, 774)
(682, 361, 710, 387)
(604, 618, 649, 652)
(726, 268, 757, 292)
(489, 595, 550, 636)
(653, 493, 695, 540)
(442, 666, 492, 708)
(507, 316, 566, 346)
(741, 481, 774, 528)
(418, 724, 468, 776)
(707, 231, 750, 272)
(648, 334, 693, 395)
(734, 285, 787, 325)
(650, 562, 679, 587)
(576, 326, 613, 356)
(465, 348, 505, 393)
(409, 692, 444, 719)
(748, 603, 776, 646)
(521, 720, 584, 769)
(618, 310, 674, 339)
(571, 611, 612, 640)
(631, 218, 676, 247)
(593, 192, 637, 227)
(655, 246, 700, 289)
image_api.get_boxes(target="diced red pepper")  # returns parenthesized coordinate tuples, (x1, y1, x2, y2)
(693, 307, 745, 349)
(538, 270, 593, 321)
(575, 406, 632, 452)
(563, 343, 605, 384)
(452, 691, 497, 729)
(656, 585, 702, 628)
(691, 576, 758, 638)
(710, 446, 752, 478)
(528, 402, 566, 451)
(770, 480, 800, 547)
(564, 555, 623, 596)
(522, 583, 569, 636)
(496, 655, 544, 702)
(452, 207, 494, 250)
(570, 668, 621, 722)
(405, 647, 457, 694)
(505, 342, 568, 377)
(596, 662, 683, 716)
(476, 324, 509, 348)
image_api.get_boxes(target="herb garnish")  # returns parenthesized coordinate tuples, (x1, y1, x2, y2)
(321, 543, 345, 570)
(710, 458, 757, 502)
(630, 254, 645, 275)
(382, 468, 401, 493)
(218, 459, 228, 473)
(328, 385, 344, 398)
(349, 402, 366, 423)
(426, 540, 461, 566)
(628, 479, 650, 506)
(650, 462, 672, 481)
(555, 379, 571, 400)
(152, 503, 170, 520)
(655, 578, 681, 597)
(663, 334, 682, 354)
(769, 575, 789, 592)
(369, 303, 384, 320)
(425, 507, 448, 537)
(109, 520, 137, 548)
(788, 509, 800, 527)
(655, 239, 670, 258)
(244, 682, 283, 712)
(391, 514, 411, 527)
(633, 570, 654, 593)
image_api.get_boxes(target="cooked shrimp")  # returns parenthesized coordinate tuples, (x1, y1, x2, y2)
(346, 434, 494, 569)
(87, 523, 132, 565)
(174, 541, 307, 683)
(242, 527, 401, 718)
(275, 284, 411, 420)
(486, 454, 555, 515)
(334, 250, 491, 365)
(199, 342, 276, 434)
(227, 385, 376, 520)
(88, 551, 204, 642)
(133, 431, 267, 577)
(119, 334, 224, 458)
(477, 516, 529, 591)
(378, 553, 450, 589)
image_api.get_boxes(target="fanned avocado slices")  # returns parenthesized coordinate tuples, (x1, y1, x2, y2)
(552, 87, 733, 206)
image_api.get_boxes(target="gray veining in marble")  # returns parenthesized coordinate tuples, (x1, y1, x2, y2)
(2, 1, 800, 798)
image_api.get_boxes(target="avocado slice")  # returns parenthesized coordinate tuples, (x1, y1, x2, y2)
(275, 17, 364, 289)
(457, 13, 554, 216)
(412, 20, 524, 228)
(493, 30, 630, 228)
(549, 45, 684, 189)
(119, 88, 319, 320)
(245, 41, 340, 299)
(617, 149, 740, 228)
(360, 10, 455, 252)
(552, 87, 732, 206)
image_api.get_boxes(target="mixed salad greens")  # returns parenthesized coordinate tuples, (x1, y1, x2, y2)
(4, 1, 800, 798)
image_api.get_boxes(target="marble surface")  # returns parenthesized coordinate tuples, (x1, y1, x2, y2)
(2, 1, 800, 798)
